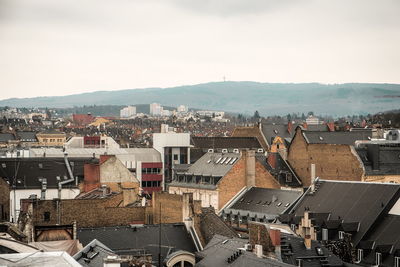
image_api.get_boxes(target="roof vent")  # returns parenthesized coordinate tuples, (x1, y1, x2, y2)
(319, 136, 323, 141)
(233, 149, 239, 153)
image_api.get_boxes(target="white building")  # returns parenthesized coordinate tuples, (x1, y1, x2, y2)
(150, 103, 163, 116)
(120, 106, 136, 118)
(177, 105, 188, 113)
(153, 125, 191, 189)
(306, 115, 320, 125)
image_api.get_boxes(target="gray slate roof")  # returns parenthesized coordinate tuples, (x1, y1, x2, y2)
(195, 234, 291, 267)
(262, 123, 298, 145)
(184, 152, 241, 177)
(302, 131, 372, 145)
(0, 133, 15, 142)
(73, 239, 116, 267)
(77, 224, 196, 266)
(225, 187, 303, 220)
(288, 180, 400, 246)
(356, 144, 400, 176)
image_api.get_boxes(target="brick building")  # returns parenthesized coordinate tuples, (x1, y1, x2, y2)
(287, 126, 371, 186)
(168, 150, 280, 211)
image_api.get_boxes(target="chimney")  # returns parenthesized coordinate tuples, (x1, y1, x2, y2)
(367, 144, 380, 170)
(255, 244, 263, 258)
(327, 122, 335, 132)
(269, 229, 282, 260)
(302, 122, 308, 130)
(287, 121, 293, 133)
(304, 234, 312, 250)
(267, 153, 277, 169)
(100, 154, 112, 165)
(310, 164, 316, 191)
(245, 150, 256, 188)
(101, 184, 108, 197)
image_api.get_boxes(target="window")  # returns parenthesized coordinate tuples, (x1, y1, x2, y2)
(322, 228, 328, 241)
(357, 249, 363, 263)
(44, 212, 50, 222)
(338, 231, 345, 240)
(173, 154, 178, 160)
(395, 256, 400, 267)
(285, 173, 293, 183)
(375, 252, 382, 266)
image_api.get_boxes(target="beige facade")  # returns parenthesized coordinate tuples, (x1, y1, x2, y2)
(36, 132, 66, 147)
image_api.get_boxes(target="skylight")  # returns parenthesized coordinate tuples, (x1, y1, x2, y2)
(215, 157, 222, 164)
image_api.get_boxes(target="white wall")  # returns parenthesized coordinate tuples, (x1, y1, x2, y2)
(168, 186, 219, 210)
(9, 188, 80, 222)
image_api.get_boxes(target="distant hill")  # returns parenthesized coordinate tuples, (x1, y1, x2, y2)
(1, 82, 400, 116)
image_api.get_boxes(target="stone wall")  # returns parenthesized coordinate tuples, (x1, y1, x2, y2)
(28, 193, 145, 228)
(287, 128, 364, 186)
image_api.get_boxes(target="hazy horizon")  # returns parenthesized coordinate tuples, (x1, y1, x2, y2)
(1, 0, 400, 100)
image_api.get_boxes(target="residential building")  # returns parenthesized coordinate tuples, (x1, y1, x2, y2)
(150, 103, 163, 116)
(0, 157, 90, 222)
(36, 130, 66, 147)
(153, 127, 191, 187)
(168, 150, 280, 211)
(221, 187, 303, 228)
(287, 126, 372, 186)
(120, 105, 136, 118)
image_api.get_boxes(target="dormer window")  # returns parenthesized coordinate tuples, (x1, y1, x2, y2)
(375, 252, 382, 266)
(338, 231, 345, 240)
(357, 249, 363, 263)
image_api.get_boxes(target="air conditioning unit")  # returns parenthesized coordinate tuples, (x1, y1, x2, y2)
(257, 148, 264, 153)
(208, 149, 214, 153)
(233, 149, 239, 153)
(222, 148, 228, 153)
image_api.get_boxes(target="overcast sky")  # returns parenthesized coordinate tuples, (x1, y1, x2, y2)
(0, 0, 399, 100)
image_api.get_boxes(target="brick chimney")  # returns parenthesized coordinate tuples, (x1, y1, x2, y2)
(287, 121, 293, 133)
(100, 154, 113, 165)
(302, 122, 308, 130)
(304, 234, 312, 250)
(267, 153, 277, 169)
(327, 122, 335, 132)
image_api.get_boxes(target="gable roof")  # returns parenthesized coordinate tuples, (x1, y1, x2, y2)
(224, 187, 302, 220)
(196, 234, 291, 267)
(0, 157, 95, 189)
(183, 152, 241, 177)
(302, 130, 372, 145)
(231, 125, 269, 150)
(0, 133, 15, 142)
(191, 136, 262, 149)
(287, 180, 400, 246)
(262, 123, 298, 146)
(356, 144, 400, 176)
(77, 224, 196, 266)
(17, 131, 38, 142)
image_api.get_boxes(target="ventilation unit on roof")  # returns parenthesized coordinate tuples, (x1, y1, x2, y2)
(257, 148, 264, 153)
(222, 149, 228, 153)
(208, 149, 214, 153)
(233, 149, 239, 153)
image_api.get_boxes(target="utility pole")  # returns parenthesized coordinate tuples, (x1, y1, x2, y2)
(158, 202, 162, 267)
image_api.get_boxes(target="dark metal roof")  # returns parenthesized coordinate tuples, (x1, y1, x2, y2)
(196, 234, 291, 267)
(16, 131, 38, 142)
(0, 133, 15, 142)
(77, 224, 196, 266)
(73, 239, 116, 267)
(0, 157, 96, 189)
(288, 180, 400, 246)
(262, 124, 298, 146)
(302, 131, 372, 145)
(191, 136, 262, 149)
(280, 233, 345, 267)
(359, 215, 400, 266)
(225, 187, 302, 218)
(356, 144, 400, 176)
